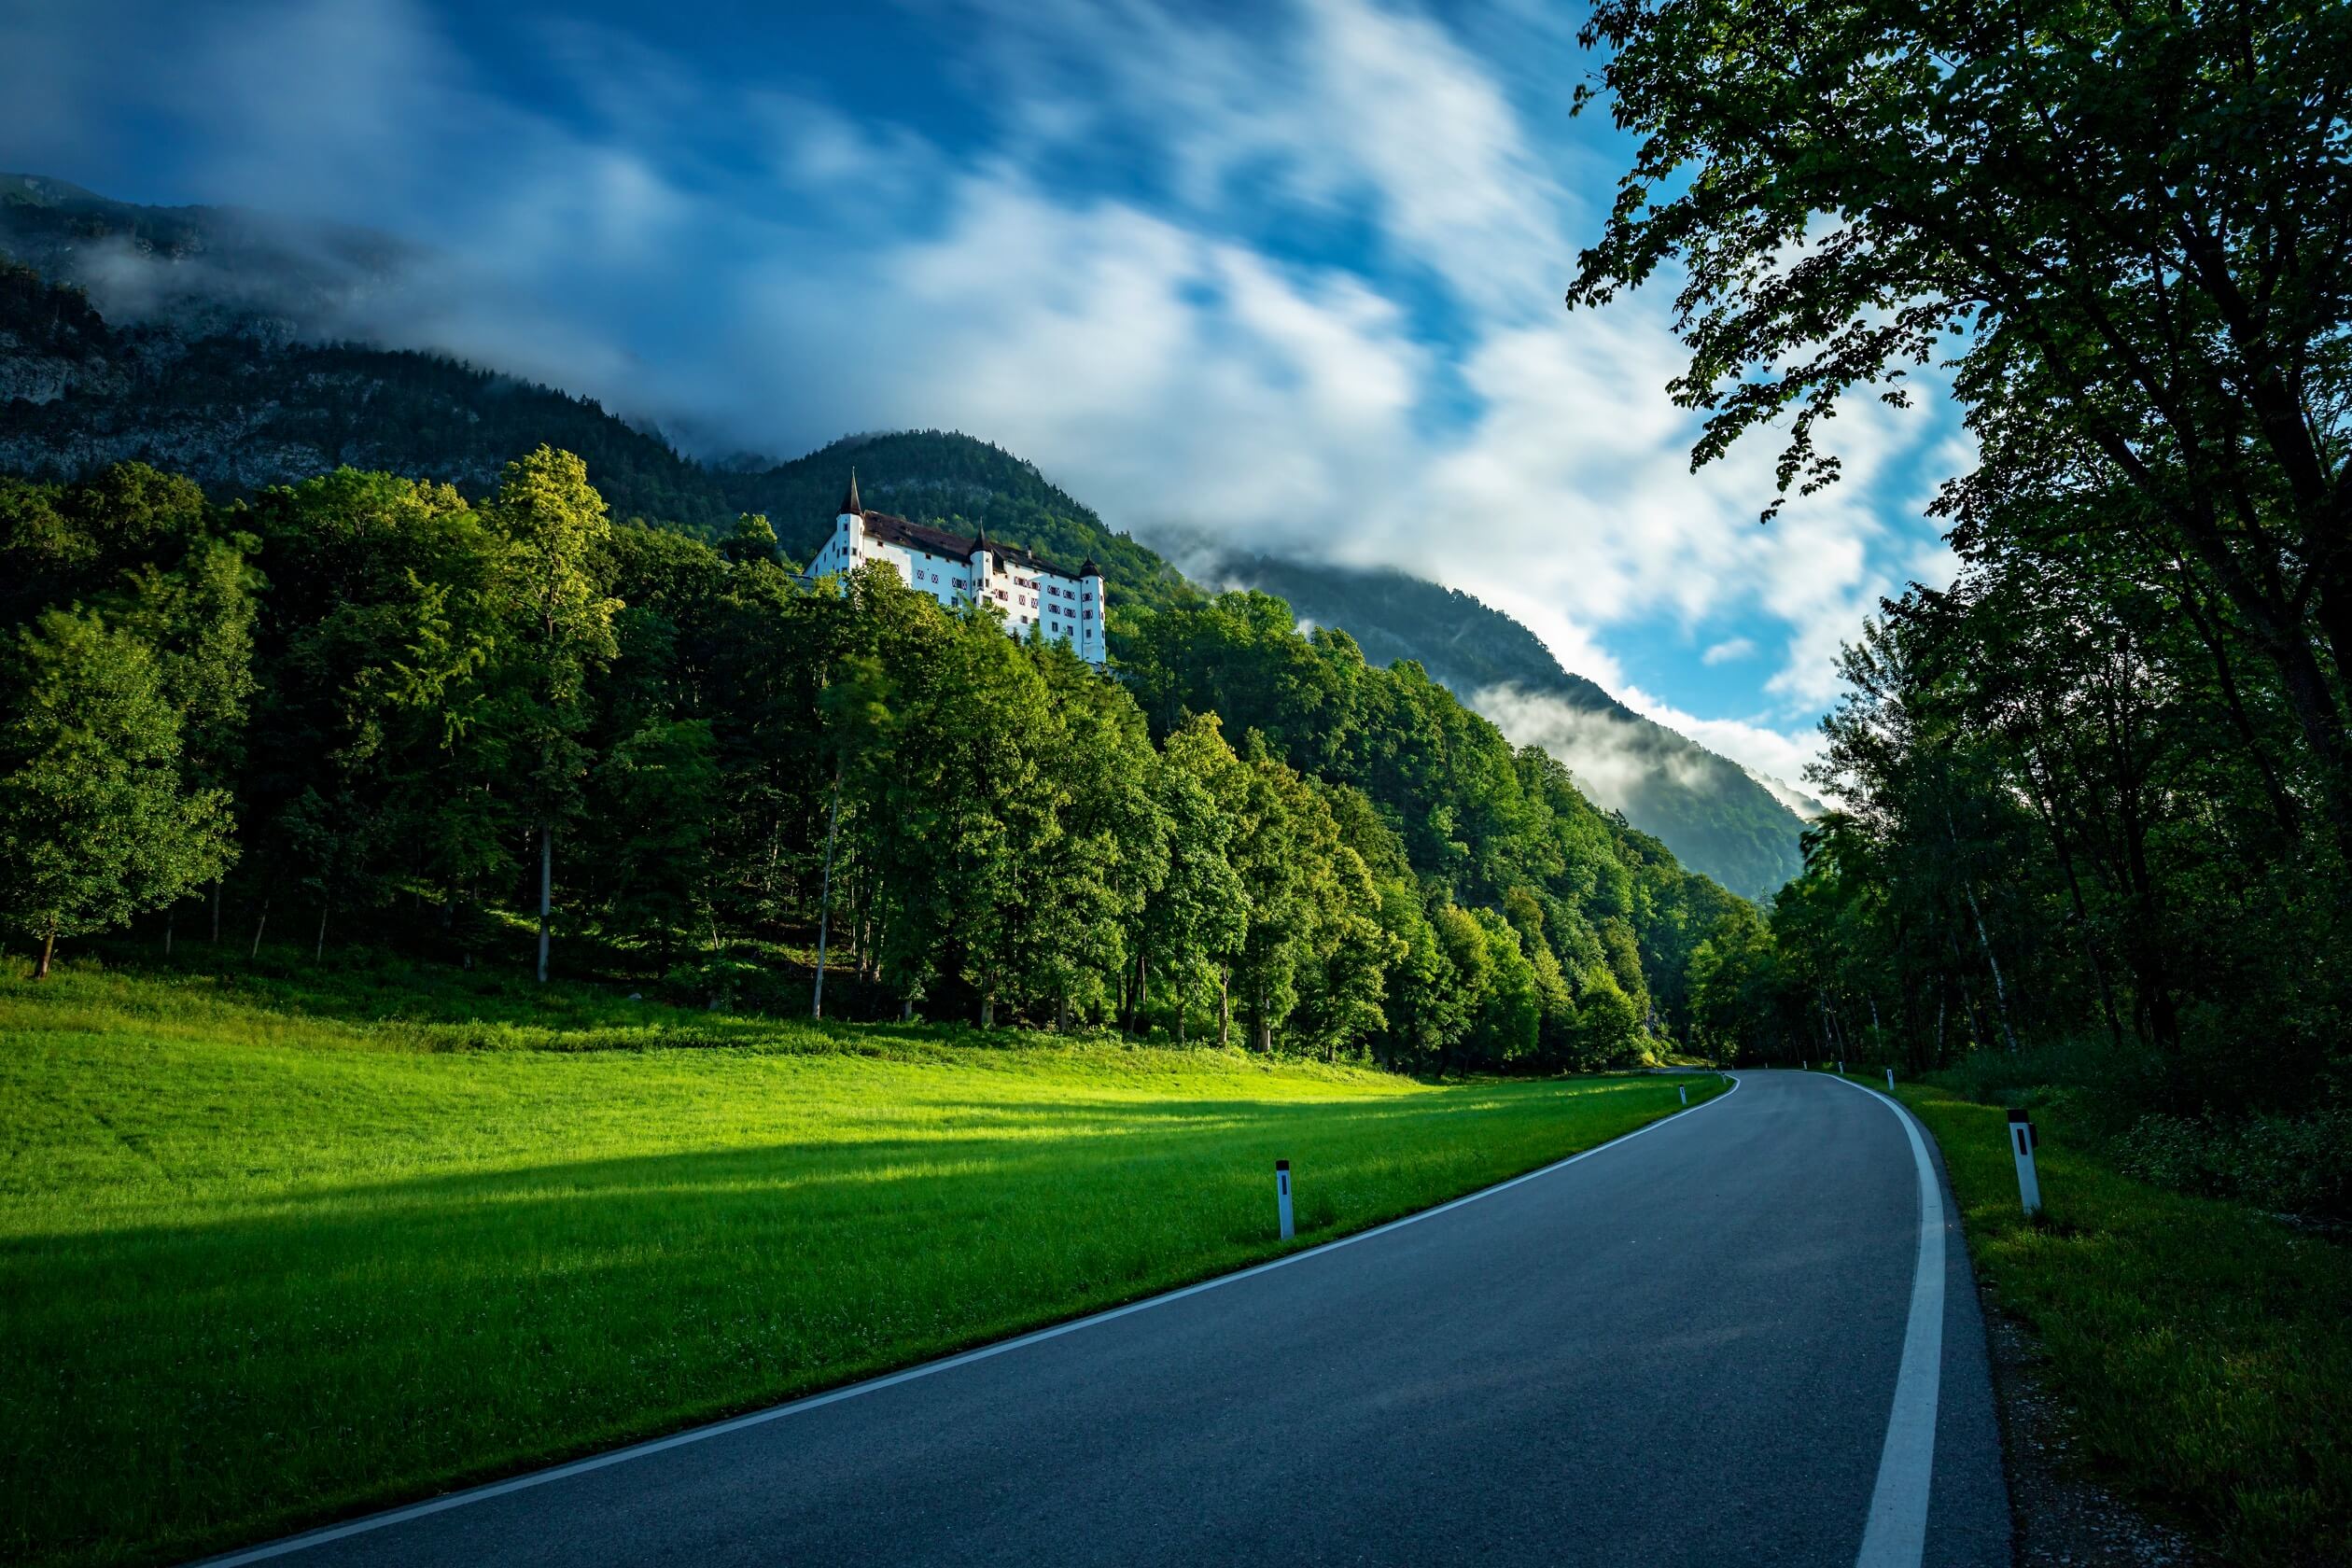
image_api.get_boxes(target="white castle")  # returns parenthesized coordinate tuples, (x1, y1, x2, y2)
(807, 471, 1108, 665)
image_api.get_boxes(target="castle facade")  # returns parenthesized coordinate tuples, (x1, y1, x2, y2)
(806, 473, 1108, 666)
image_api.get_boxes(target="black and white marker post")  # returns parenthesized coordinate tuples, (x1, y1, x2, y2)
(1886, 1067, 1896, 1092)
(1679, 1085, 1688, 1106)
(1275, 1159, 1295, 1240)
(2008, 1109, 2043, 1217)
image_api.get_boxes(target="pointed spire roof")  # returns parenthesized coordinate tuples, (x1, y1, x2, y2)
(838, 469, 861, 516)
(1079, 557, 1102, 579)
(971, 525, 990, 552)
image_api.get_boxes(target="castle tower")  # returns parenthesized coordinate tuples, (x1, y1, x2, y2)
(834, 470, 865, 559)
(1078, 557, 1105, 658)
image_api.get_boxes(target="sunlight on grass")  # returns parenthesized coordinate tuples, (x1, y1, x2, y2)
(0, 959, 1723, 1568)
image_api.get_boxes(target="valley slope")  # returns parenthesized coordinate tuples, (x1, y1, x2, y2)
(0, 174, 1800, 897)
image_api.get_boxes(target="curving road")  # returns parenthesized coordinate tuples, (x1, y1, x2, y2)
(199, 1071, 2009, 1568)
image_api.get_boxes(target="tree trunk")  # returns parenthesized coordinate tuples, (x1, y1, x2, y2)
(2024, 755, 2130, 1056)
(210, 879, 222, 944)
(1956, 970, 1992, 1055)
(1176, 986, 1189, 1045)
(1957, 883, 2019, 1053)
(250, 898, 271, 960)
(981, 989, 996, 1029)
(163, 907, 175, 959)
(2175, 568, 2302, 838)
(36, 925, 55, 979)
(1056, 996, 1070, 1033)
(315, 873, 332, 963)
(813, 762, 844, 1019)
(1218, 968, 1231, 1048)
(536, 823, 553, 985)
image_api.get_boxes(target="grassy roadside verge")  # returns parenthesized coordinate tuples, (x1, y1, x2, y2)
(1832, 1071, 2351, 1564)
(1, 959, 1725, 1568)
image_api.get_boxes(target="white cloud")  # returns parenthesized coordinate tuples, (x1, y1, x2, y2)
(1, 0, 1967, 771)
(1470, 685, 1710, 815)
(1616, 686, 1830, 805)
(1702, 637, 1757, 665)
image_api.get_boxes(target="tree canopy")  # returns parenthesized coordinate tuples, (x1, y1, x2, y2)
(0, 455, 1755, 1073)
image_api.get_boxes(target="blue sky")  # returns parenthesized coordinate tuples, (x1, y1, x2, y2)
(2, 0, 1965, 791)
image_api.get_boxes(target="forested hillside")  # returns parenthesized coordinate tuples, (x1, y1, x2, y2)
(0, 256, 1187, 612)
(0, 453, 1754, 1070)
(0, 217, 1791, 888)
(1199, 550, 1806, 897)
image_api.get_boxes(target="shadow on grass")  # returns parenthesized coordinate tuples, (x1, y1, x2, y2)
(0, 1078, 1698, 1567)
(3, 1076, 1667, 1249)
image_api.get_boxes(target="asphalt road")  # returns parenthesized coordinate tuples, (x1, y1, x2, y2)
(204, 1071, 2009, 1568)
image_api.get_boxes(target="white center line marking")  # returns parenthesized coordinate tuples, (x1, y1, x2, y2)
(1825, 1073, 1946, 1568)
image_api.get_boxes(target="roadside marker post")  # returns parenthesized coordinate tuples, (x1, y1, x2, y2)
(1886, 1068, 1896, 1092)
(1679, 1085, 1688, 1105)
(2008, 1110, 2042, 1217)
(1275, 1159, 1295, 1240)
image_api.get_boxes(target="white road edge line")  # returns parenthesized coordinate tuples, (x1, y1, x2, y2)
(193, 1073, 1744, 1566)
(1823, 1073, 1946, 1568)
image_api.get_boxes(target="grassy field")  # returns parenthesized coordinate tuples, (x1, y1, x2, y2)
(0, 956, 1722, 1568)
(1836, 1071, 2352, 1565)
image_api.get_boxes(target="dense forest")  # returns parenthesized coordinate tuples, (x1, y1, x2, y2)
(0, 450, 1751, 1071)
(0, 229, 1802, 896)
(1199, 548, 1809, 896)
(1592, 0, 2352, 1212)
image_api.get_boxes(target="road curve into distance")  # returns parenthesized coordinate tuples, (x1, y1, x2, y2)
(199, 1071, 2009, 1568)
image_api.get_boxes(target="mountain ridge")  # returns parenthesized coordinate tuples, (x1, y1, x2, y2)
(1184, 550, 1806, 897)
(0, 174, 1801, 897)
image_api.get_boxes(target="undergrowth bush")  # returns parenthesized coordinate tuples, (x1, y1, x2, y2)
(2111, 1110, 2352, 1222)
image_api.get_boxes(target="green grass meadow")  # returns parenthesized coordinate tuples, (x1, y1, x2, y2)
(1836, 1071, 2352, 1565)
(1, 957, 1722, 1567)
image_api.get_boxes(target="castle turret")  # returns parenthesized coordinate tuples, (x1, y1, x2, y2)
(832, 469, 865, 569)
(1078, 557, 1106, 663)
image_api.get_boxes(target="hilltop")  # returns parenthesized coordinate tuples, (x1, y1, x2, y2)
(1, 175, 1801, 895)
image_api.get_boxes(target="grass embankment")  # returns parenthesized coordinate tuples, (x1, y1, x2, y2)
(1, 958, 1721, 1568)
(1830, 1070, 2351, 1564)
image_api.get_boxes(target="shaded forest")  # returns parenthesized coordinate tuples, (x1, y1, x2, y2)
(1590, 0, 2352, 1214)
(0, 450, 1751, 1073)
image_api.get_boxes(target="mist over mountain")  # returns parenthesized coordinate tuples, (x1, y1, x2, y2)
(1, 172, 1804, 897)
(1184, 551, 1807, 897)
(0, 172, 419, 342)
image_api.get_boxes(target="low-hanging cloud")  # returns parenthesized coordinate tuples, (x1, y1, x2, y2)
(0, 0, 1964, 743)
(1470, 684, 1720, 815)
(1470, 683, 1829, 820)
